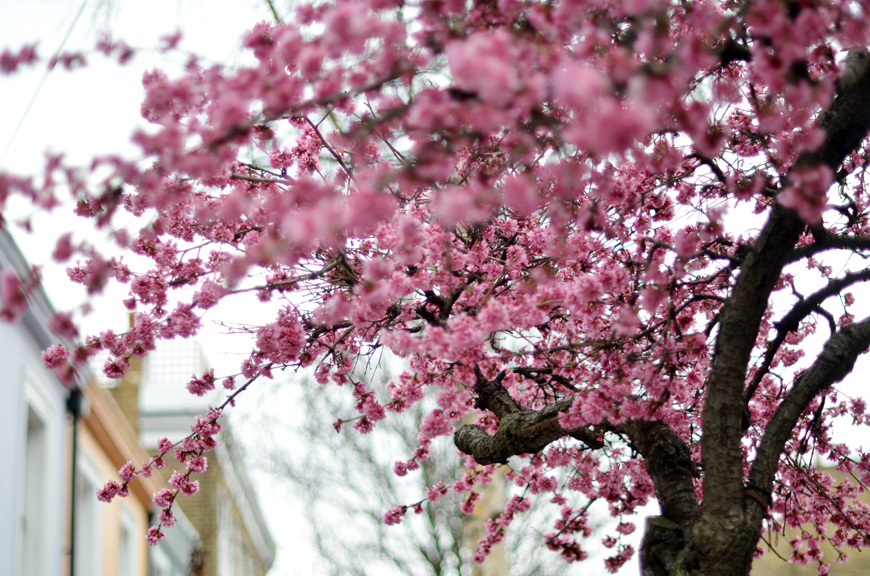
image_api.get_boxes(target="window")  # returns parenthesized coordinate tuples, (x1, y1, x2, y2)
(150, 547, 170, 576)
(18, 405, 47, 576)
(16, 373, 59, 576)
(119, 506, 139, 576)
(74, 453, 103, 576)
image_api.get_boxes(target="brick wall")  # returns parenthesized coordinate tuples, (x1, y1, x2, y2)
(109, 355, 143, 437)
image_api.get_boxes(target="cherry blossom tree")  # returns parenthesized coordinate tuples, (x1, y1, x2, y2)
(5, 0, 870, 575)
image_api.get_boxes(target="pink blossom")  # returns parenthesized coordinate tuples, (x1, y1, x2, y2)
(426, 483, 448, 502)
(198, 437, 217, 451)
(118, 461, 136, 482)
(41, 344, 69, 369)
(255, 307, 305, 364)
(49, 312, 78, 339)
(461, 492, 481, 514)
(159, 508, 175, 528)
(673, 229, 699, 258)
(553, 62, 605, 111)
(419, 409, 452, 441)
(778, 165, 833, 224)
(0, 44, 38, 74)
(153, 488, 174, 508)
(579, 394, 607, 425)
(97, 480, 122, 503)
(383, 505, 406, 525)
(446, 30, 519, 107)
(186, 369, 216, 396)
(180, 480, 200, 496)
(52, 233, 74, 261)
(186, 455, 208, 474)
(195, 280, 224, 309)
(502, 174, 540, 217)
(353, 417, 374, 434)
(146, 526, 165, 546)
(613, 307, 640, 337)
(157, 437, 174, 454)
(159, 30, 182, 51)
(103, 356, 130, 379)
(433, 187, 493, 227)
(168, 470, 189, 490)
(322, 3, 378, 56)
(616, 522, 636, 535)
(0, 270, 27, 320)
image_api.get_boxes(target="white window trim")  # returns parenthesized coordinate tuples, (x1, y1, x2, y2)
(151, 545, 171, 576)
(120, 503, 140, 576)
(75, 449, 104, 576)
(16, 370, 63, 576)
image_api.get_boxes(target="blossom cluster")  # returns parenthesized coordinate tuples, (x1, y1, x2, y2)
(95, 408, 221, 545)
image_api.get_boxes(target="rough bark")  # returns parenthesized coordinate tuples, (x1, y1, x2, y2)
(688, 53, 870, 576)
(455, 371, 604, 465)
(455, 375, 700, 574)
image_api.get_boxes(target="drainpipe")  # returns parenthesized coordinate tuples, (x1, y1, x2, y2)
(67, 388, 82, 576)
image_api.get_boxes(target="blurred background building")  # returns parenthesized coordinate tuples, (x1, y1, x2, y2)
(0, 227, 271, 576)
(111, 338, 275, 576)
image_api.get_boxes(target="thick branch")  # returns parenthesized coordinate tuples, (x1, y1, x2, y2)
(786, 231, 870, 262)
(747, 315, 870, 522)
(454, 397, 603, 465)
(701, 204, 806, 515)
(803, 61, 870, 171)
(472, 368, 522, 418)
(630, 420, 702, 576)
(700, 50, 870, 524)
(457, 378, 699, 530)
(454, 413, 702, 534)
(457, 379, 701, 576)
(625, 421, 700, 531)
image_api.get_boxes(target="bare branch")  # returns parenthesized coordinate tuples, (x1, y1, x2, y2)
(786, 231, 870, 262)
(743, 268, 870, 412)
(472, 367, 522, 418)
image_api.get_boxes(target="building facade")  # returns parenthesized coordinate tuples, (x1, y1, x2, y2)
(112, 338, 276, 576)
(0, 228, 201, 576)
(77, 375, 201, 576)
(0, 227, 71, 576)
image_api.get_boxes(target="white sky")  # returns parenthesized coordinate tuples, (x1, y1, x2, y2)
(6, 1, 870, 575)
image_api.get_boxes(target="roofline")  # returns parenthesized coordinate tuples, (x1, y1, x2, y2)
(0, 227, 92, 390)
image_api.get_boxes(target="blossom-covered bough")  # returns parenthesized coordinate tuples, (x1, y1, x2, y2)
(5, 0, 870, 574)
